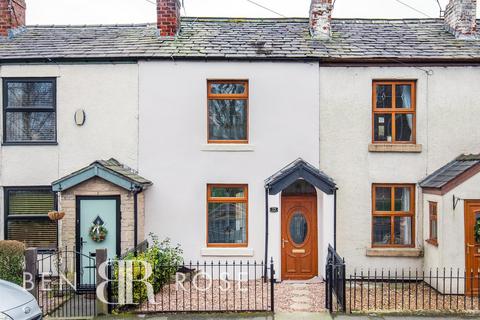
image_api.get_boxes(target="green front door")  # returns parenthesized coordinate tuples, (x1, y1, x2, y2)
(77, 196, 119, 287)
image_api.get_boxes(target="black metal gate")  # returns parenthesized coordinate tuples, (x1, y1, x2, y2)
(325, 244, 346, 312)
(36, 248, 97, 318)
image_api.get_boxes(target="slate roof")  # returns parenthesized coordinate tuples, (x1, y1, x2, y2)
(1, 17, 480, 61)
(52, 158, 152, 192)
(265, 158, 336, 195)
(419, 154, 480, 189)
(94, 158, 152, 186)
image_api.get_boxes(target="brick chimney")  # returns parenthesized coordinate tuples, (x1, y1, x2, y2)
(444, 0, 477, 39)
(0, 0, 26, 37)
(157, 0, 181, 37)
(309, 0, 333, 40)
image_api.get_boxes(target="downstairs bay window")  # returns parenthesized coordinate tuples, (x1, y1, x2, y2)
(372, 184, 415, 248)
(207, 184, 248, 247)
(4, 187, 57, 249)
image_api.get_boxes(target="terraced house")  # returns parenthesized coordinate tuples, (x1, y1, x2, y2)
(1, 0, 480, 291)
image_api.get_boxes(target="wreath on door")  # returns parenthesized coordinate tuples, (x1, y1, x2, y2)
(89, 223, 108, 243)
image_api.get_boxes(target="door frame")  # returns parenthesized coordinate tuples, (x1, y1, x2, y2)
(75, 195, 121, 287)
(464, 200, 480, 294)
(280, 194, 318, 280)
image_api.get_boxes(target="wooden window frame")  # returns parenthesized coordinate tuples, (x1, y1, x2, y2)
(206, 184, 248, 247)
(207, 80, 249, 144)
(372, 184, 416, 248)
(372, 80, 416, 144)
(427, 201, 438, 246)
(3, 186, 58, 251)
(2, 77, 58, 145)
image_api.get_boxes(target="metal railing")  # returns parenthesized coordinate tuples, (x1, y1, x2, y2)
(325, 245, 346, 312)
(347, 268, 480, 313)
(107, 258, 275, 313)
(35, 248, 97, 318)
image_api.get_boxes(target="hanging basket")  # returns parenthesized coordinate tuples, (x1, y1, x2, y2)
(48, 211, 65, 221)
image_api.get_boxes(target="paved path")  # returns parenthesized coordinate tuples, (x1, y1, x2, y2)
(275, 278, 326, 312)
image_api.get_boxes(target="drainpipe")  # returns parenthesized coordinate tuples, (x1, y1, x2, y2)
(133, 185, 142, 252)
(264, 186, 269, 281)
(333, 188, 337, 250)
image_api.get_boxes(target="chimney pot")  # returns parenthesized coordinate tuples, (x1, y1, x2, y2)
(444, 0, 477, 39)
(157, 0, 181, 37)
(309, 0, 333, 40)
(0, 0, 26, 37)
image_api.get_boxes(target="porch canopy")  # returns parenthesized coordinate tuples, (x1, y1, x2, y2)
(263, 158, 338, 273)
(419, 154, 480, 195)
(52, 158, 152, 192)
(265, 158, 336, 195)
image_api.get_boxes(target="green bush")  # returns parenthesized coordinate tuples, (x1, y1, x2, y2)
(113, 234, 183, 308)
(0, 240, 25, 286)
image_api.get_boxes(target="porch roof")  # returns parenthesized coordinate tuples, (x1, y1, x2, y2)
(52, 158, 152, 192)
(265, 158, 336, 195)
(419, 154, 480, 195)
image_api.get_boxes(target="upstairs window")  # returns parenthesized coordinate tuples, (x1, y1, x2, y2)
(373, 80, 416, 144)
(428, 201, 438, 246)
(3, 78, 57, 144)
(372, 184, 415, 247)
(4, 187, 57, 249)
(207, 184, 248, 247)
(207, 80, 248, 143)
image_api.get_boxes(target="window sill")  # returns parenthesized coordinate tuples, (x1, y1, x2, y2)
(368, 143, 422, 153)
(366, 248, 423, 257)
(425, 239, 439, 247)
(201, 144, 255, 152)
(200, 248, 254, 257)
(2, 141, 58, 146)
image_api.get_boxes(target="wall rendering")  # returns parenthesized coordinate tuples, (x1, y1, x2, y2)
(319, 66, 480, 271)
(139, 60, 321, 267)
(0, 63, 139, 240)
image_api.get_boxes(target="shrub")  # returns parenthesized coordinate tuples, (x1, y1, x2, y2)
(113, 234, 183, 308)
(0, 240, 25, 286)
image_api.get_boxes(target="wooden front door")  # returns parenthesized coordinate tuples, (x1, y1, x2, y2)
(281, 196, 318, 280)
(465, 201, 480, 294)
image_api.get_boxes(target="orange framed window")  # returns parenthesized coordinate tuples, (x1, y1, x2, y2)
(207, 184, 248, 247)
(427, 201, 438, 246)
(372, 80, 416, 144)
(372, 184, 415, 248)
(207, 80, 248, 144)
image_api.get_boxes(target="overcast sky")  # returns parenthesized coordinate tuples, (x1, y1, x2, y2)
(26, 0, 478, 25)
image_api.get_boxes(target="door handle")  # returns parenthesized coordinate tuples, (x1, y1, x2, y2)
(282, 239, 289, 248)
(467, 243, 475, 254)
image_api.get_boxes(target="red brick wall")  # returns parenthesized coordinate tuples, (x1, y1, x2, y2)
(309, 0, 332, 40)
(157, 0, 180, 37)
(444, 0, 477, 39)
(0, 0, 26, 36)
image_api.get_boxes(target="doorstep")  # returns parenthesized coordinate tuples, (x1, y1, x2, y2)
(275, 312, 332, 320)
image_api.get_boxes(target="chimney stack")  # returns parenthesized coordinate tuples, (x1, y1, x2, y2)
(309, 0, 333, 40)
(0, 0, 26, 37)
(444, 0, 477, 39)
(157, 0, 181, 37)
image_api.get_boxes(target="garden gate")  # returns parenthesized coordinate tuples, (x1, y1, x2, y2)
(325, 244, 346, 312)
(35, 248, 97, 318)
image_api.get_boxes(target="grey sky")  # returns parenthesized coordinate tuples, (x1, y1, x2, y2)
(26, 0, 478, 25)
